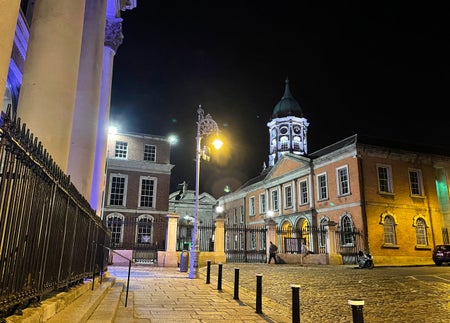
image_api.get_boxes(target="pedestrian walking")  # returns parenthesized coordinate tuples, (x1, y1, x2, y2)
(268, 241, 278, 264)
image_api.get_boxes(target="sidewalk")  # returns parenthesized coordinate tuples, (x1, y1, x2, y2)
(109, 265, 290, 323)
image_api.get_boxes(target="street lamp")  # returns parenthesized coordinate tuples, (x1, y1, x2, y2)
(189, 105, 222, 279)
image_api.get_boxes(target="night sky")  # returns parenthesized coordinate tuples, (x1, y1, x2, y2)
(110, 1, 449, 197)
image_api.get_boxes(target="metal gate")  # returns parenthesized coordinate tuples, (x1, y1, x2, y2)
(224, 224, 267, 263)
(335, 229, 363, 264)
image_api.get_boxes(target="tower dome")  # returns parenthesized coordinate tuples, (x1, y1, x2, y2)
(271, 78, 303, 119)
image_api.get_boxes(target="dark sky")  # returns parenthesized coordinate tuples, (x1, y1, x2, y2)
(110, 1, 449, 197)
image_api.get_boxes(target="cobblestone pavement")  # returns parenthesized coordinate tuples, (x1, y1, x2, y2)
(198, 263, 450, 323)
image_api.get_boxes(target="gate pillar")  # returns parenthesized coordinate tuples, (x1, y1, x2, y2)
(326, 221, 343, 265)
(265, 218, 277, 260)
(158, 212, 179, 267)
(213, 216, 226, 263)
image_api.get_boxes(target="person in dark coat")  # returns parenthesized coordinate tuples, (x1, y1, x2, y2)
(268, 241, 278, 264)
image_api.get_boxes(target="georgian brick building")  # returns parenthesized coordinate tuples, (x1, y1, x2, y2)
(102, 131, 173, 262)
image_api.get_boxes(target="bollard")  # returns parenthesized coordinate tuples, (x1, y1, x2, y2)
(348, 299, 365, 323)
(256, 274, 263, 314)
(291, 284, 300, 323)
(206, 260, 211, 284)
(217, 263, 223, 291)
(234, 267, 240, 300)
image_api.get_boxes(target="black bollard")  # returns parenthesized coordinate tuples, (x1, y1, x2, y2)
(291, 284, 300, 323)
(217, 262, 223, 291)
(348, 299, 365, 323)
(234, 267, 240, 300)
(256, 274, 263, 314)
(206, 260, 211, 284)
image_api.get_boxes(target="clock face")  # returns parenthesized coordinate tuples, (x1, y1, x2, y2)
(294, 126, 301, 134)
(280, 126, 288, 135)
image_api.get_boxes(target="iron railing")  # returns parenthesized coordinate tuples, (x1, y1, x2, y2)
(0, 107, 109, 318)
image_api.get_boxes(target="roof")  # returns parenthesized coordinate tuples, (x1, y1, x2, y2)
(271, 78, 303, 119)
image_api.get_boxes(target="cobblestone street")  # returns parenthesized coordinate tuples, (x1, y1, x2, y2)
(199, 263, 450, 322)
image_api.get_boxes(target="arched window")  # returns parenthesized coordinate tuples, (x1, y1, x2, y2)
(383, 216, 396, 245)
(415, 218, 428, 246)
(340, 214, 354, 246)
(106, 213, 124, 247)
(280, 136, 289, 151)
(136, 215, 154, 244)
(319, 217, 328, 248)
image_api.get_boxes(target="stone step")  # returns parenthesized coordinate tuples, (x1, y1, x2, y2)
(86, 281, 124, 322)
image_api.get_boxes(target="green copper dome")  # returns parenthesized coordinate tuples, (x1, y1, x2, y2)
(271, 79, 303, 119)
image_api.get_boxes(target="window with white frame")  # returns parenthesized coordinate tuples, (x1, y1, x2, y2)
(280, 136, 289, 150)
(136, 215, 153, 243)
(249, 196, 255, 216)
(415, 218, 428, 246)
(319, 218, 328, 247)
(340, 214, 354, 246)
(139, 176, 156, 208)
(409, 169, 423, 196)
(271, 189, 279, 211)
(299, 179, 308, 205)
(317, 173, 328, 200)
(144, 144, 156, 162)
(109, 174, 127, 206)
(114, 141, 128, 159)
(233, 208, 238, 224)
(377, 164, 393, 193)
(259, 193, 266, 214)
(284, 185, 293, 208)
(240, 206, 245, 223)
(106, 214, 124, 247)
(337, 165, 350, 196)
(383, 215, 396, 245)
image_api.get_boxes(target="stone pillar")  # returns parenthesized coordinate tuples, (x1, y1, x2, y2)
(213, 217, 226, 263)
(326, 221, 343, 265)
(265, 218, 277, 261)
(158, 213, 179, 267)
(16, 0, 86, 171)
(90, 16, 123, 215)
(0, 1, 20, 100)
(67, 0, 107, 202)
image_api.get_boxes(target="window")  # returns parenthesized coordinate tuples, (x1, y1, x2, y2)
(259, 193, 266, 214)
(319, 218, 328, 247)
(137, 216, 153, 244)
(250, 231, 256, 249)
(383, 215, 396, 245)
(299, 180, 308, 205)
(284, 185, 293, 208)
(233, 209, 238, 224)
(249, 196, 255, 216)
(317, 173, 328, 200)
(337, 166, 350, 196)
(377, 164, 393, 193)
(340, 214, 354, 246)
(106, 214, 124, 247)
(271, 189, 279, 211)
(139, 176, 156, 208)
(115, 141, 128, 159)
(240, 206, 244, 223)
(144, 144, 156, 162)
(280, 136, 289, 151)
(415, 218, 428, 246)
(109, 174, 127, 206)
(409, 169, 423, 196)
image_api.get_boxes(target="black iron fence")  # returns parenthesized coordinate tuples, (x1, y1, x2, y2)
(0, 108, 109, 318)
(177, 221, 215, 251)
(225, 224, 267, 263)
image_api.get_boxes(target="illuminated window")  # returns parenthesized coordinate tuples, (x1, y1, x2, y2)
(106, 214, 124, 247)
(115, 141, 128, 159)
(137, 216, 153, 244)
(340, 214, 354, 246)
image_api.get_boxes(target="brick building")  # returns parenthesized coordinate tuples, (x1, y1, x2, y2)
(102, 130, 173, 263)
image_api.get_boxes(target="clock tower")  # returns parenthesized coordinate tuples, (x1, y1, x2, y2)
(267, 79, 309, 166)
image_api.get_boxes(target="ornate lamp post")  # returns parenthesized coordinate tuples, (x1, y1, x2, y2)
(189, 105, 221, 279)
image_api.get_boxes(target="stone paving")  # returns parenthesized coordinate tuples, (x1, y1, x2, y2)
(197, 263, 450, 322)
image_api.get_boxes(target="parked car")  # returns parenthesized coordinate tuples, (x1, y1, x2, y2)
(432, 244, 450, 265)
